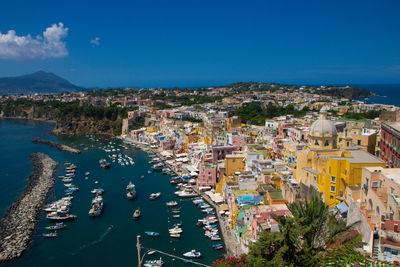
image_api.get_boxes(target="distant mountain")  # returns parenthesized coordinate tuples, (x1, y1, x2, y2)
(0, 71, 85, 95)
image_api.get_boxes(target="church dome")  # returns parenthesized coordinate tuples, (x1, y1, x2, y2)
(310, 118, 337, 137)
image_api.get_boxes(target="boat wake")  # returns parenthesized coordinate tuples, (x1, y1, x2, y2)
(71, 226, 112, 256)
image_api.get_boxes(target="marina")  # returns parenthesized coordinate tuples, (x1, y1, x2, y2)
(0, 120, 224, 267)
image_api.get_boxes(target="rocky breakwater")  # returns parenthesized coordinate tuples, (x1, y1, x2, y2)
(0, 153, 58, 262)
(32, 138, 81, 154)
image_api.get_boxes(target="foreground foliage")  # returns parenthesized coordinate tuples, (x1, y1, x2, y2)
(213, 197, 391, 266)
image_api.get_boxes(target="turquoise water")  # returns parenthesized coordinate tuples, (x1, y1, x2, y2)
(0, 119, 223, 267)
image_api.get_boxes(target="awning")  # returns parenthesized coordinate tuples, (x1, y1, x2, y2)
(335, 202, 348, 214)
(219, 204, 229, 211)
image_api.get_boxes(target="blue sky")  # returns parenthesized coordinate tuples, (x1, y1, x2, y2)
(0, 0, 399, 88)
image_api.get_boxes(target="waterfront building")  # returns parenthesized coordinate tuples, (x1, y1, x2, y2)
(380, 122, 400, 168)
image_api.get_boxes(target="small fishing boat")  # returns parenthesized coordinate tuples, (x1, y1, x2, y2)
(145, 231, 160, 237)
(144, 257, 163, 267)
(133, 208, 141, 219)
(170, 233, 181, 238)
(43, 232, 58, 238)
(183, 250, 201, 258)
(166, 201, 178, 207)
(45, 222, 67, 230)
(149, 192, 161, 200)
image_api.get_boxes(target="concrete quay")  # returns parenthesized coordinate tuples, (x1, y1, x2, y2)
(32, 138, 81, 154)
(0, 153, 58, 262)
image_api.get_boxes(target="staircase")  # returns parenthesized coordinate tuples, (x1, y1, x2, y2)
(372, 233, 380, 258)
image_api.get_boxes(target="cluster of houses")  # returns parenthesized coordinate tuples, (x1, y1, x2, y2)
(121, 94, 400, 263)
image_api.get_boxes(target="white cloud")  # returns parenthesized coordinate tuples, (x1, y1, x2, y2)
(0, 22, 68, 61)
(90, 37, 100, 47)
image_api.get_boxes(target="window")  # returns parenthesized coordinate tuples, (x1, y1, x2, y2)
(232, 159, 236, 163)
(345, 169, 348, 175)
(315, 139, 319, 146)
(347, 141, 350, 146)
(357, 140, 361, 145)
(331, 176, 336, 183)
(330, 196, 334, 200)
(330, 186, 336, 193)
(324, 140, 329, 146)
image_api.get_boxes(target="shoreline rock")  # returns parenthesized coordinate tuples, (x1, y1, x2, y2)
(0, 153, 58, 262)
(32, 138, 81, 154)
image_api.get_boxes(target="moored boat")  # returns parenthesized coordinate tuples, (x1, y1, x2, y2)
(45, 222, 67, 230)
(144, 257, 163, 267)
(149, 192, 161, 200)
(166, 201, 178, 207)
(43, 232, 58, 238)
(145, 231, 160, 237)
(126, 181, 136, 199)
(89, 195, 103, 216)
(183, 250, 201, 258)
(47, 213, 77, 221)
(133, 208, 141, 219)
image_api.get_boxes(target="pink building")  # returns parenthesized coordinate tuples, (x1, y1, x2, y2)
(232, 134, 251, 151)
(212, 145, 237, 163)
(130, 128, 146, 141)
(156, 110, 175, 119)
(196, 163, 217, 189)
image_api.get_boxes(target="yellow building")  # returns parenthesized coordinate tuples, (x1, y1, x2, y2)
(293, 109, 385, 207)
(146, 126, 158, 133)
(225, 153, 246, 177)
(318, 149, 385, 207)
(225, 116, 241, 131)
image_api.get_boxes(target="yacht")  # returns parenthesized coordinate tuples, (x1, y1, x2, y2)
(126, 182, 136, 199)
(183, 250, 201, 258)
(149, 192, 161, 200)
(89, 195, 103, 216)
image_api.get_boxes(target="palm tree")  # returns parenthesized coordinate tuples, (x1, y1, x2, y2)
(248, 196, 359, 266)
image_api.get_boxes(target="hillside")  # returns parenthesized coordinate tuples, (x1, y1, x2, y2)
(0, 71, 84, 95)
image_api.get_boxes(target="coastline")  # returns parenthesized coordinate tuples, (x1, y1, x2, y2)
(0, 153, 58, 262)
(0, 116, 56, 124)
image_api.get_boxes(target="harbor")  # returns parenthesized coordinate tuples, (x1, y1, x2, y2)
(0, 119, 224, 267)
(130, 139, 244, 257)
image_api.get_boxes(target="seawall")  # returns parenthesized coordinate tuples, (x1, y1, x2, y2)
(32, 138, 81, 154)
(0, 153, 58, 262)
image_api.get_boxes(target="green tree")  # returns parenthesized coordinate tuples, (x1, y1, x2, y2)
(247, 197, 359, 266)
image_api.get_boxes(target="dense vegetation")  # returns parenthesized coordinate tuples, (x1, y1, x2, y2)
(343, 110, 381, 120)
(87, 88, 139, 97)
(213, 197, 383, 267)
(151, 94, 223, 106)
(322, 87, 373, 100)
(0, 100, 134, 135)
(234, 102, 311, 125)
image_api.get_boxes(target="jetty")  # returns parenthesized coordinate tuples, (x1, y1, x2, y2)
(0, 153, 58, 262)
(32, 138, 81, 154)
